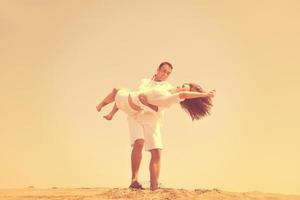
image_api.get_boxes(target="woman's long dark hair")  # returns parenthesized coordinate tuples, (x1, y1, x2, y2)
(180, 83, 213, 121)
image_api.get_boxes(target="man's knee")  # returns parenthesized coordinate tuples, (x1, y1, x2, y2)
(150, 149, 161, 161)
(133, 139, 144, 150)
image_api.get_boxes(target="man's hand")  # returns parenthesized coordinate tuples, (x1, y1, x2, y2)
(138, 93, 158, 112)
(138, 94, 149, 105)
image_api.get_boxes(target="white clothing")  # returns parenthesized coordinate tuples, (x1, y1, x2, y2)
(127, 115, 163, 151)
(141, 88, 183, 108)
(115, 89, 139, 116)
(127, 78, 175, 151)
(115, 84, 182, 116)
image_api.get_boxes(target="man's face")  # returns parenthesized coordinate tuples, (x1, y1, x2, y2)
(155, 64, 172, 81)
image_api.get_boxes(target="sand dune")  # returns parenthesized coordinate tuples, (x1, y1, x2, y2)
(0, 187, 300, 200)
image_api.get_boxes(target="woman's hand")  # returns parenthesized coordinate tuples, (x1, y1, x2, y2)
(208, 90, 216, 98)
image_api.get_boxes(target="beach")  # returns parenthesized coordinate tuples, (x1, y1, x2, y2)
(1, 187, 300, 200)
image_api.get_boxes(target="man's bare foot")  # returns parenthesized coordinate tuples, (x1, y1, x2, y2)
(150, 183, 159, 191)
(103, 114, 113, 120)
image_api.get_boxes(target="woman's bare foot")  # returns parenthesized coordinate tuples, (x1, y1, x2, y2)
(103, 114, 113, 120)
(96, 103, 104, 112)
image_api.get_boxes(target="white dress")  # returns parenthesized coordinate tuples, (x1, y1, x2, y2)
(115, 87, 183, 116)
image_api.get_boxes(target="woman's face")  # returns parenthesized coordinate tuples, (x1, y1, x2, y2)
(176, 84, 190, 91)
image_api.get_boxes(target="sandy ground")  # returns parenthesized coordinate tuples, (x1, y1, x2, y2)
(0, 187, 300, 200)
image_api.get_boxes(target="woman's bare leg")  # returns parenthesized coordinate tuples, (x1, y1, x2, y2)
(103, 103, 119, 120)
(96, 88, 118, 112)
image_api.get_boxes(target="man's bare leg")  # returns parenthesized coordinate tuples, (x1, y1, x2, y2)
(96, 88, 118, 112)
(103, 103, 119, 120)
(130, 139, 144, 185)
(149, 149, 161, 191)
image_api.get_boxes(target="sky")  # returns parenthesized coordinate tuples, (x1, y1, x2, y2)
(1, 0, 300, 195)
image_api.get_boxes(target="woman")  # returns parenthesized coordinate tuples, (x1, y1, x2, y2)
(96, 83, 215, 121)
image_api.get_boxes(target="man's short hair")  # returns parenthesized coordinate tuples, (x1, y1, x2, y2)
(158, 62, 173, 70)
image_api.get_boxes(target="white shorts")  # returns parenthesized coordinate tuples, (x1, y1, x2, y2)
(127, 113, 163, 151)
(115, 89, 138, 116)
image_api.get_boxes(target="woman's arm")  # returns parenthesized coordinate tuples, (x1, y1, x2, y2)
(179, 90, 215, 99)
(139, 90, 215, 108)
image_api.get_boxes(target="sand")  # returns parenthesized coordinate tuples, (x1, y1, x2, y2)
(0, 187, 300, 200)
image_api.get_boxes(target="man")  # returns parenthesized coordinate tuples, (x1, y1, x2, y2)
(128, 62, 174, 191)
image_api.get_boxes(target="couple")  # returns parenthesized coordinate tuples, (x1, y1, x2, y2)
(96, 62, 215, 191)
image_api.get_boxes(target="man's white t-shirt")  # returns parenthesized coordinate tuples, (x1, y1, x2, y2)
(135, 78, 175, 124)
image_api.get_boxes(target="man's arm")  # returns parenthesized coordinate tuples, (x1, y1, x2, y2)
(138, 94, 158, 112)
